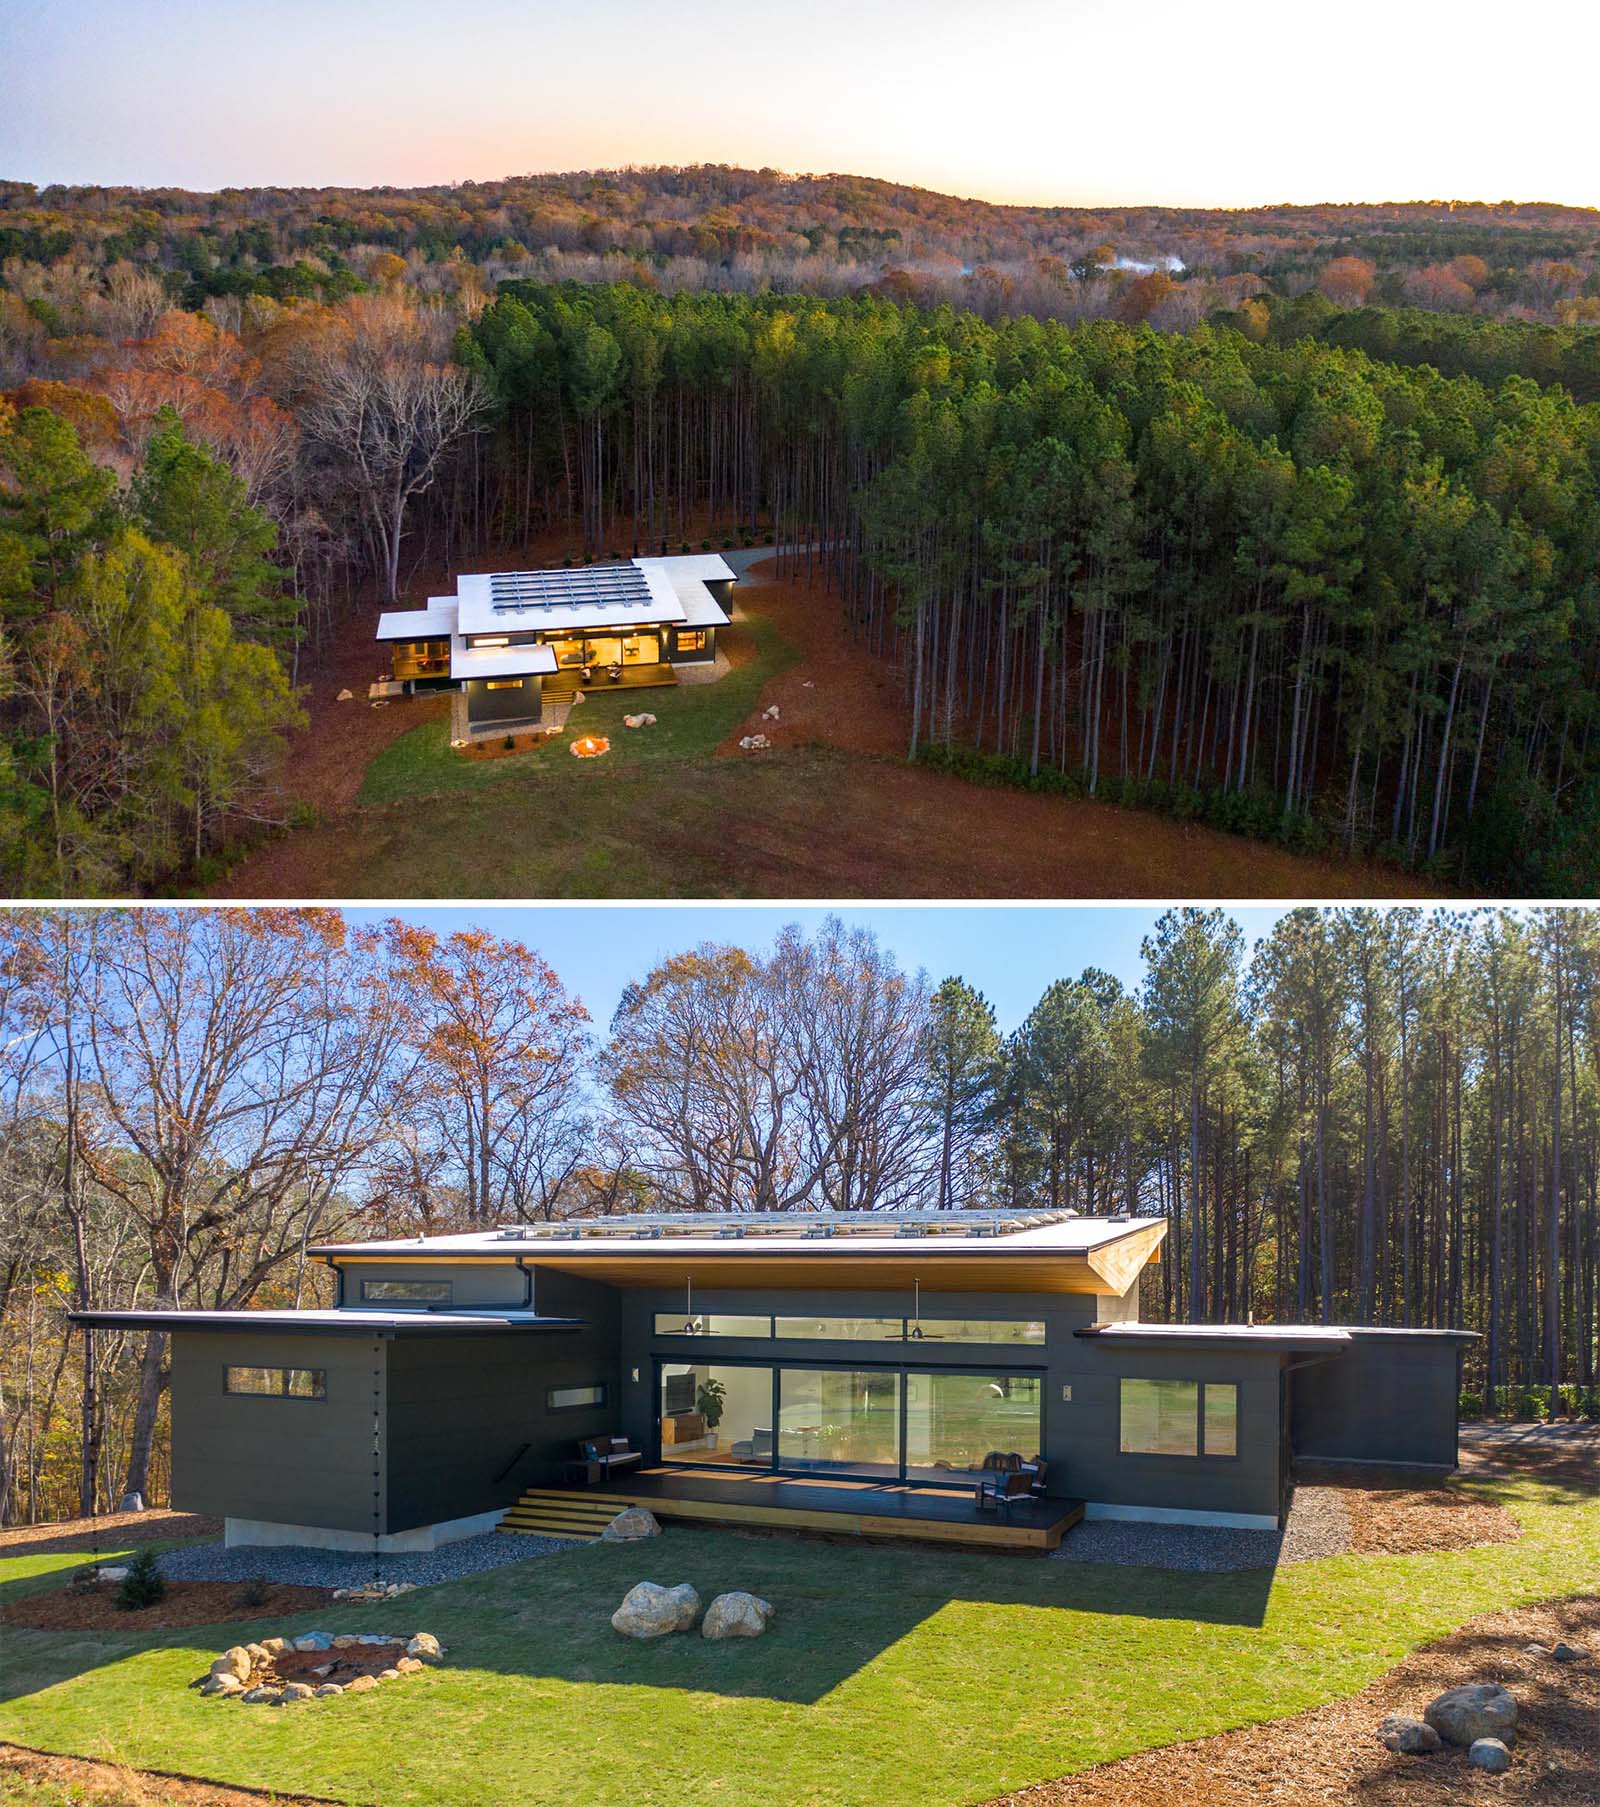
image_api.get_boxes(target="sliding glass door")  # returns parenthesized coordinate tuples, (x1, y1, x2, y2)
(655, 1359, 1043, 1485)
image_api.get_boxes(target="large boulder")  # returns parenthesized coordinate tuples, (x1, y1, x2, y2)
(1468, 1738, 1512, 1773)
(1552, 1641, 1588, 1663)
(199, 1673, 245, 1697)
(293, 1632, 334, 1652)
(611, 1581, 702, 1639)
(239, 1686, 281, 1705)
(1376, 1714, 1440, 1755)
(601, 1507, 661, 1543)
(211, 1646, 253, 1683)
(701, 1591, 775, 1640)
(344, 1674, 379, 1694)
(1424, 1682, 1518, 1747)
(405, 1632, 444, 1663)
(276, 1682, 315, 1704)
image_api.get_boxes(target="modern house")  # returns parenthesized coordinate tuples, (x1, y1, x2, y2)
(373, 554, 735, 737)
(71, 1209, 1472, 1555)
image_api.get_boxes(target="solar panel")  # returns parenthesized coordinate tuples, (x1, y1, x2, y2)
(487, 567, 654, 614)
(492, 1208, 1081, 1242)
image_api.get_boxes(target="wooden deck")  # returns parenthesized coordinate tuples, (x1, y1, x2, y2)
(502, 1466, 1084, 1552)
(545, 662, 679, 698)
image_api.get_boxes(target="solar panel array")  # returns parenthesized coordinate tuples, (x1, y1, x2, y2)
(487, 567, 653, 614)
(492, 1208, 1080, 1242)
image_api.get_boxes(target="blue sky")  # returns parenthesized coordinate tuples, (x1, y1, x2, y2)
(7, 0, 1595, 207)
(341, 905, 1303, 1035)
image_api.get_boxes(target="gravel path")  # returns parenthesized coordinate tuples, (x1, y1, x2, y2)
(1051, 1485, 1351, 1572)
(158, 1529, 579, 1590)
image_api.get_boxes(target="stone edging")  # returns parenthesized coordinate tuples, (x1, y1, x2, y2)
(197, 1631, 445, 1703)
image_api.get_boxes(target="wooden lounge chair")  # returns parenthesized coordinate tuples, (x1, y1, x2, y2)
(975, 1454, 1048, 1517)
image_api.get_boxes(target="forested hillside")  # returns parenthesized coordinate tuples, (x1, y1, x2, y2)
(2, 907, 1594, 1523)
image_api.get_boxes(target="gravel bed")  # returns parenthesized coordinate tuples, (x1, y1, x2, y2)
(157, 1528, 579, 1590)
(1050, 1484, 1352, 1572)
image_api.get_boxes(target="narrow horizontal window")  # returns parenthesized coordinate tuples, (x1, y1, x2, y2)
(485, 678, 525, 690)
(225, 1365, 325, 1400)
(547, 1382, 607, 1411)
(1119, 1379, 1198, 1455)
(360, 1278, 452, 1304)
(911, 1319, 1045, 1345)
(773, 1316, 904, 1341)
(653, 1313, 773, 1338)
(676, 629, 708, 651)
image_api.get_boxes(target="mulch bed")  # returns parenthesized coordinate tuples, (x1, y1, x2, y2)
(1, 1580, 334, 1633)
(0, 1742, 344, 1807)
(985, 1595, 1599, 1807)
(0, 1510, 222, 1558)
(261, 1641, 410, 1686)
(1343, 1485, 1522, 1556)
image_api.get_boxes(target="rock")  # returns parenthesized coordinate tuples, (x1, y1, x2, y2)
(572, 690, 585, 703)
(738, 734, 771, 751)
(1425, 1681, 1518, 1747)
(239, 1686, 282, 1704)
(1552, 1641, 1588, 1663)
(405, 1632, 444, 1663)
(118, 1491, 145, 1512)
(701, 1591, 774, 1640)
(336, 688, 354, 702)
(293, 1633, 334, 1652)
(332, 1635, 359, 1648)
(624, 714, 644, 728)
(640, 713, 656, 725)
(344, 1674, 379, 1694)
(1523, 1642, 1551, 1658)
(370, 699, 389, 709)
(1468, 1737, 1512, 1773)
(259, 1638, 290, 1655)
(311, 1663, 334, 1677)
(801, 680, 815, 688)
(611, 1581, 702, 1639)
(357, 1634, 390, 1646)
(763, 705, 780, 720)
(245, 1643, 270, 1665)
(378, 1668, 401, 1682)
(601, 1507, 661, 1543)
(1376, 1714, 1440, 1755)
(314, 1683, 343, 1697)
(396, 1657, 423, 1673)
(211, 1646, 254, 1682)
(96, 1566, 130, 1583)
(199, 1673, 245, 1697)
(277, 1682, 315, 1704)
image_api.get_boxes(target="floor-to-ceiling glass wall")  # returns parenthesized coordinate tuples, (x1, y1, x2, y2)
(658, 1362, 772, 1466)
(903, 1371, 1043, 1482)
(776, 1368, 902, 1477)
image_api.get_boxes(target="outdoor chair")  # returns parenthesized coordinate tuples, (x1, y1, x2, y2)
(731, 1427, 774, 1463)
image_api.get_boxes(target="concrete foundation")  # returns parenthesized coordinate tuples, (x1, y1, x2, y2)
(1084, 1501, 1279, 1531)
(224, 1508, 503, 1553)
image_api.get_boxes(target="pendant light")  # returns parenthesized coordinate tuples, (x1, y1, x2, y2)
(682, 1275, 697, 1336)
(909, 1277, 924, 1340)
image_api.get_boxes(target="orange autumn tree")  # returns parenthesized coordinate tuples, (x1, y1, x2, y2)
(375, 921, 593, 1224)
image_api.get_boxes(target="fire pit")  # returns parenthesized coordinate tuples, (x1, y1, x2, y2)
(570, 736, 611, 758)
(197, 1629, 445, 1703)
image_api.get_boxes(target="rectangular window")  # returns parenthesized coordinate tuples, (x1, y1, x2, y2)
(485, 678, 525, 691)
(778, 1368, 901, 1477)
(1119, 1379, 1199, 1455)
(360, 1278, 452, 1304)
(547, 1382, 607, 1411)
(653, 1313, 773, 1338)
(225, 1365, 325, 1400)
(773, 1315, 904, 1341)
(912, 1319, 1045, 1345)
(676, 629, 708, 652)
(1204, 1383, 1238, 1457)
(1119, 1379, 1238, 1457)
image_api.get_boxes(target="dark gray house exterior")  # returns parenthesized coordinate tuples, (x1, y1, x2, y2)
(72, 1210, 1472, 1553)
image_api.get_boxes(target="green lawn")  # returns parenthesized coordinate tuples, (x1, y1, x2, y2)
(3, 1464, 1596, 1807)
(358, 614, 795, 807)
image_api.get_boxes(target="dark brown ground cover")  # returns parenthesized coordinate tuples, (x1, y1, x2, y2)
(0, 1513, 221, 1559)
(1, 1581, 335, 1634)
(984, 1595, 1598, 1807)
(0, 1741, 344, 1807)
(1343, 1485, 1522, 1556)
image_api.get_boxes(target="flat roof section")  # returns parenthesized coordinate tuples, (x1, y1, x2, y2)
(448, 637, 558, 682)
(376, 601, 458, 641)
(68, 1308, 584, 1337)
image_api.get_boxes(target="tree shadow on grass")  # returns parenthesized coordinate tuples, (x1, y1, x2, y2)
(2, 1525, 1279, 1710)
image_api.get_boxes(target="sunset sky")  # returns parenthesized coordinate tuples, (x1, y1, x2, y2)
(6, 0, 1596, 208)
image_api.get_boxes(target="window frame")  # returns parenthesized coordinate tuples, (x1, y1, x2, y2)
(546, 1381, 609, 1413)
(223, 1364, 327, 1401)
(1117, 1377, 1240, 1461)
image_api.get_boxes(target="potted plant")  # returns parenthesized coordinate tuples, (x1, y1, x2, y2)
(696, 1378, 727, 1450)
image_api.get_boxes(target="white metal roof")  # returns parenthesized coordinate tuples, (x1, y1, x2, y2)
(376, 601, 458, 641)
(635, 553, 737, 583)
(448, 637, 558, 681)
(455, 563, 687, 638)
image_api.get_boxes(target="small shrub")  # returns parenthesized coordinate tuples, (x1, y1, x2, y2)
(701, 538, 712, 551)
(116, 1546, 166, 1611)
(287, 800, 321, 831)
(503, 735, 516, 751)
(237, 1574, 271, 1609)
(1458, 1390, 1482, 1417)
(681, 542, 691, 554)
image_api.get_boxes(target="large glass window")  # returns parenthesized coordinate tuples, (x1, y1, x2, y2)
(904, 1371, 1042, 1480)
(1119, 1379, 1237, 1457)
(225, 1365, 325, 1400)
(653, 1313, 772, 1338)
(659, 1362, 773, 1466)
(777, 1368, 901, 1476)
(772, 1315, 903, 1341)
(911, 1319, 1045, 1345)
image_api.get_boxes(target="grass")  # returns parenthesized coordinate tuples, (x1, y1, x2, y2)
(2, 1465, 1596, 1807)
(358, 614, 794, 807)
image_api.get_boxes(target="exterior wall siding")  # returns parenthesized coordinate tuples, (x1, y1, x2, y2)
(464, 675, 542, 727)
(170, 1329, 386, 1535)
(1290, 1334, 1463, 1469)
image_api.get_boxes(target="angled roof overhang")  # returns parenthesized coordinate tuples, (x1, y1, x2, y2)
(67, 1308, 584, 1338)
